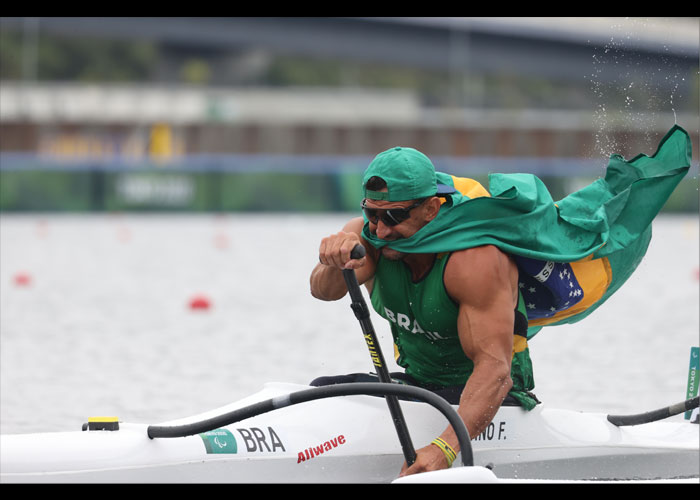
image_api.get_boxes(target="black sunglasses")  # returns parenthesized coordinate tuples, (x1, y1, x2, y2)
(361, 198, 428, 227)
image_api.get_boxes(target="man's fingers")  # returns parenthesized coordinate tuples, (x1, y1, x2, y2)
(344, 256, 366, 269)
(319, 232, 363, 269)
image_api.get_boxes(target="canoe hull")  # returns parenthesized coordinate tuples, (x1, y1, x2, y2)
(2, 383, 698, 483)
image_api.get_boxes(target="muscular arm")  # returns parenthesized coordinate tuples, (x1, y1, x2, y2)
(400, 245, 519, 476)
(449, 245, 518, 439)
(310, 217, 376, 301)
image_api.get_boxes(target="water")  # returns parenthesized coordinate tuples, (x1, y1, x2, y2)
(1, 213, 698, 435)
(587, 18, 688, 158)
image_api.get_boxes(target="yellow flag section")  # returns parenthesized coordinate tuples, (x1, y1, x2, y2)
(448, 175, 491, 201)
(531, 255, 612, 328)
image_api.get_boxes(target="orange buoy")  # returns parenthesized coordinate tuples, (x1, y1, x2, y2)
(13, 272, 32, 286)
(36, 220, 49, 238)
(189, 295, 211, 310)
(116, 226, 131, 243)
(213, 233, 229, 250)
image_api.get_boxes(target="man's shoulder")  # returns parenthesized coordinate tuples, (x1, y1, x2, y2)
(444, 245, 517, 299)
(450, 244, 509, 264)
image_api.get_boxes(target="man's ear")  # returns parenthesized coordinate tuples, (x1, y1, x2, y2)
(424, 196, 442, 222)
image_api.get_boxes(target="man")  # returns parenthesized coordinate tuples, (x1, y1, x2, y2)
(309, 126, 691, 478)
(310, 147, 537, 477)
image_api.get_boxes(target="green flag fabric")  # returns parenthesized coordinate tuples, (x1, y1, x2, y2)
(362, 125, 692, 337)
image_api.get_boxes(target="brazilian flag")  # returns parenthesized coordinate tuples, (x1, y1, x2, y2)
(362, 125, 692, 338)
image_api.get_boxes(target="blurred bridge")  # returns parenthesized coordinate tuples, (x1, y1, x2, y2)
(2, 17, 697, 89)
(1, 17, 697, 214)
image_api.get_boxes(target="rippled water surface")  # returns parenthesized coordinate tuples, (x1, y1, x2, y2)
(1, 213, 698, 435)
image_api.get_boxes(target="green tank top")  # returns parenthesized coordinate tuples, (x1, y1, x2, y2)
(370, 252, 538, 410)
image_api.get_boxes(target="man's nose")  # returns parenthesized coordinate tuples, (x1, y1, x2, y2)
(375, 219, 395, 240)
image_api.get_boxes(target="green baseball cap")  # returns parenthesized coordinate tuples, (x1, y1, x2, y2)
(362, 146, 456, 201)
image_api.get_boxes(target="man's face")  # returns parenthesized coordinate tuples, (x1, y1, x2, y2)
(363, 198, 430, 260)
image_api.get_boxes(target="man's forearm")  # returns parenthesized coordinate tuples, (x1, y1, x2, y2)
(442, 363, 513, 452)
(310, 263, 348, 301)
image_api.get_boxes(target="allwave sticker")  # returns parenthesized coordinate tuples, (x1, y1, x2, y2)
(297, 435, 346, 463)
(200, 428, 238, 454)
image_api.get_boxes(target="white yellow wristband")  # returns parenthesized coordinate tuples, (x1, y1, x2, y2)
(431, 437, 457, 468)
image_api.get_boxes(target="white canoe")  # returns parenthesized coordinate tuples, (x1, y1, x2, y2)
(1, 382, 698, 483)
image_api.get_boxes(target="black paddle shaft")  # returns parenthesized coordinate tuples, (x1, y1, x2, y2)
(342, 244, 417, 467)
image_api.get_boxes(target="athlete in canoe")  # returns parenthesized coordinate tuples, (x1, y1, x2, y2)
(309, 126, 691, 477)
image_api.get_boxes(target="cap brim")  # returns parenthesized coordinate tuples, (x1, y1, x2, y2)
(436, 183, 457, 196)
